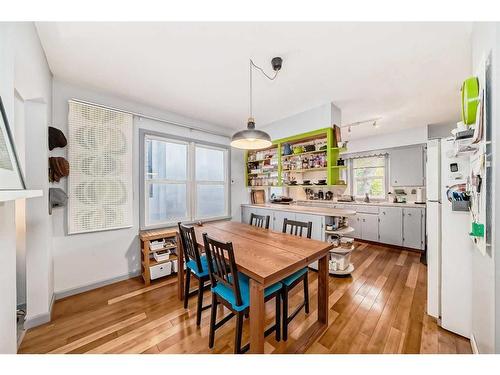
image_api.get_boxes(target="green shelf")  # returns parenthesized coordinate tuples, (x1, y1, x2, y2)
(245, 127, 347, 187)
(281, 149, 327, 159)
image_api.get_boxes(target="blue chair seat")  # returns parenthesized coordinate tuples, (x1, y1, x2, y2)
(212, 273, 282, 312)
(281, 268, 308, 287)
(186, 255, 210, 277)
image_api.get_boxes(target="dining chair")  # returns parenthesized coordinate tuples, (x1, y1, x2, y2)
(280, 218, 312, 341)
(249, 212, 270, 229)
(178, 222, 212, 326)
(202, 233, 282, 354)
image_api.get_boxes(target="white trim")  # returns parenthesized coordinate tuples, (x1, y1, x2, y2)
(470, 333, 479, 354)
(55, 271, 141, 300)
(24, 293, 55, 330)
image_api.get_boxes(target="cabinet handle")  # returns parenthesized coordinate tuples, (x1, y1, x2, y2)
(363, 219, 365, 222)
(408, 213, 412, 216)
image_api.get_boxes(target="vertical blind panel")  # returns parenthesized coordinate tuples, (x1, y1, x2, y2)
(68, 101, 133, 234)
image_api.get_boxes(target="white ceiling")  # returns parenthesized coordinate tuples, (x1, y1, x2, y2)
(36, 22, 472, 139)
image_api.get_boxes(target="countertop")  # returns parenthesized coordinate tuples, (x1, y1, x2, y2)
(241, 203, 357, 217)
(296, 200, 426, 209)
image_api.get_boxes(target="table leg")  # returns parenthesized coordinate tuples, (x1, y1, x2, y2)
(317, 254, 329, 324)
(249, 278, 265, 354)
(176, 233, 184, 301)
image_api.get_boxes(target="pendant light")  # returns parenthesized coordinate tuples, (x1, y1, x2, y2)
(230, 57, 283, 150)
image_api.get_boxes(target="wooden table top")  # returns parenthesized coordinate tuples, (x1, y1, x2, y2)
(191, 221, 332, 286)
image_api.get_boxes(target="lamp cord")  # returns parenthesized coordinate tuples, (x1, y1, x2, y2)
(249, 59, 280, 120)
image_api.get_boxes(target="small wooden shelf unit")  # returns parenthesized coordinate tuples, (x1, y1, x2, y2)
(139, 228, 178, 286)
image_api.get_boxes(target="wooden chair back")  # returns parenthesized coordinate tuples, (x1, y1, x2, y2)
(250, 213, 270, 229)
(282, 218, 312, 239)
(202, 233, 243, 307)
(178, 222, 203, 273)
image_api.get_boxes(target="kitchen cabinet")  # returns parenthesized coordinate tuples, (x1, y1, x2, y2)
(295, 213, 324, 240)
(403, 208, 424, 250)
(272, 210, 294, 232)
(348, 215, 361, 238)
(378, 207, 403, 246)
(360, 213, 379, 242)
(390, 146, 425, 187)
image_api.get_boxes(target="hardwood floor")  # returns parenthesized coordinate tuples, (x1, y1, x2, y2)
(19, 242, 472, 354)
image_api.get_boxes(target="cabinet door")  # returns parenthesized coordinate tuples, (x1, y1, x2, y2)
(295, 213, 324, 240)
(241, 207, 253, 224)
(361, 213, 379, 242)
(378, 207, 403, 246)
(272, 211, 295, 232)
(403, 208, 423, 249)
(390, 146, 425, 186)
(347, 215, 361, 239)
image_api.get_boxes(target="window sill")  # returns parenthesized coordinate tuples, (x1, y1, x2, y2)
(141, 215, 232, 231)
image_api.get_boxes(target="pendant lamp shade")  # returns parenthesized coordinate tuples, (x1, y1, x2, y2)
(230, 118, 272, 150)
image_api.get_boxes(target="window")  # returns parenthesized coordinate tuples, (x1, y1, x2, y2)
(352, 156, 386, 199)
(143, 134, 229, 228)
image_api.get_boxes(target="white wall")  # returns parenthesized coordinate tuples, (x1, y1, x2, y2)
(469, 22, 498, 354)
(345, 126, 428, 154)
(51, 79, 244, 296)
(261, 103, 341, 140)
(0, 22, 52, 352)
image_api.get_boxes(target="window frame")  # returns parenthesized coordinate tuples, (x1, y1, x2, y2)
(140, 130, 231, 230)
(349, 155, 388, 201)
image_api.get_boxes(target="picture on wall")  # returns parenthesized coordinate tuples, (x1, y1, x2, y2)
(0, 96, 26, 190)
(67, 100, 133, 234)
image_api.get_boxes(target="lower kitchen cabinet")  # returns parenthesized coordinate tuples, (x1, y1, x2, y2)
(360, 213, 379, 242)
(379, 207, 403, 246)
(295, 213, 324, 240)
(403, 208, 424, 250)
(272, 210, 294, 232)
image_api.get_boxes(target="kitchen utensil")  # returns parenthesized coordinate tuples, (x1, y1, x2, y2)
(317, 179, 326, 184)
(325, 191, 333, 200)
(304, 144, 315, 152)
(318, 191, 324, 200)
(293, 146, 304, 154)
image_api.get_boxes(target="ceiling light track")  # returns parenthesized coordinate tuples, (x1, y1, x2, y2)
(342, 117, 382, 133)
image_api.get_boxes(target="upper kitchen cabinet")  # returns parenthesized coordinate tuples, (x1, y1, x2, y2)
(389, 145, 425, 186)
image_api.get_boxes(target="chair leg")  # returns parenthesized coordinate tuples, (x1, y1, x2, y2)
(282, 287, 289, 341)
(183, 270, 191, 309)
(208, 293, 217, 349)
(275, 293, 281, 342)
(234, 311, 244, 354)
(304, 273, 310, 314)
(196, 278, 204, 326)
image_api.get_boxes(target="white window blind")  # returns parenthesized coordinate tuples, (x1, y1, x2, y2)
(68, 101, 133, 234)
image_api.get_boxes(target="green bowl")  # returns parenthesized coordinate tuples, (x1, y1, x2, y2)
(461, 77, 480, 125)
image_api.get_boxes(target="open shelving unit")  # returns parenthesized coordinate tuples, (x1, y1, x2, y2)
(244, 127, 347, 188)
(139, 228, 179, 285)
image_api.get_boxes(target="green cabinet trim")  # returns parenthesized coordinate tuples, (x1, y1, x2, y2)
(245, 127, 346, 187)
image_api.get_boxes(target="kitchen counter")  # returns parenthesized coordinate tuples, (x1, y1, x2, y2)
(296, 200, 426, 209)
(241, 203, 356, 217)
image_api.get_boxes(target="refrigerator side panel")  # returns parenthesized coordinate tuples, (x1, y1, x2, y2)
(426, 201, 441, 319)
(426, 139, 441, 202)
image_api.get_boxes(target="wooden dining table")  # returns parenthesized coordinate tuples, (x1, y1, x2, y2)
(176, 220, 333, 354)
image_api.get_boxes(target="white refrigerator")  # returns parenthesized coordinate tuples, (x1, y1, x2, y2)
(426, 138, 472, 338)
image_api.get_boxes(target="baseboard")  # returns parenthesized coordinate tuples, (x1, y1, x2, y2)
(54, 270, 141, 301)
(24, 293, 53, 330)
(470, 333, 479, 354)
